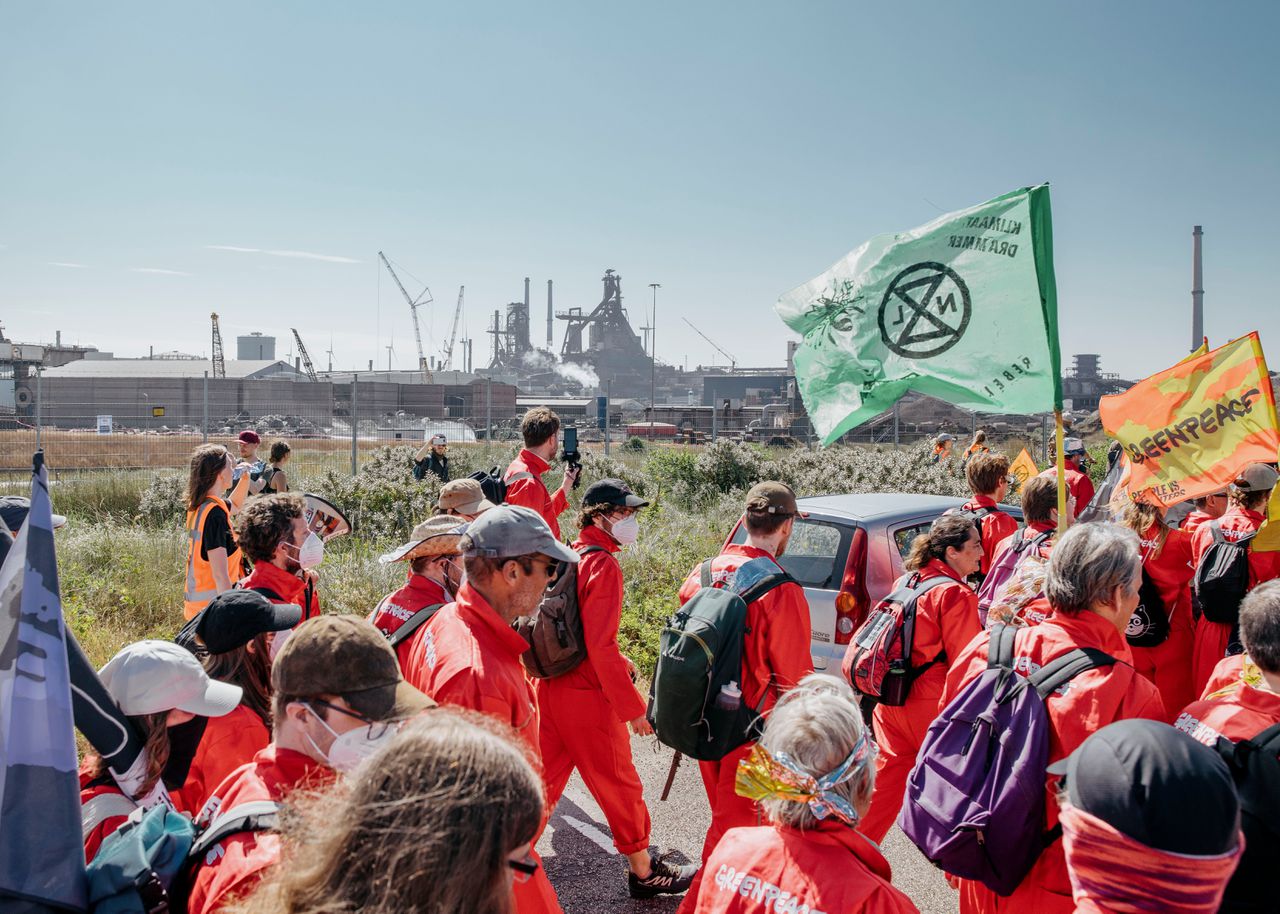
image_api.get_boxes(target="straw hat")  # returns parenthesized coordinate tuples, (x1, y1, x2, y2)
(378, 515, 467, 564)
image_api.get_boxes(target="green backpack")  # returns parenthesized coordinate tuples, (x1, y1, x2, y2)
(648, 556, 795, 761)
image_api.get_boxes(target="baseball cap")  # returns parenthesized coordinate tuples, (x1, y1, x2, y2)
(99, 640, 243, 717)
(584, 478, 649, 509)
(180, 589, 302, 655)
(438, 478, 496, 515)
(1047, 719, 1239, 856)
(237, 430, 261, 445)
(1064, 437, 1086, 455)
(0, 496, 67, 534)
(937, 433, 956, 443)
(273, 615, 434, 721)
(1233, 462, 1279, 492)
(460, 504, 579, 564)
(744, 481, 807, 518)
(379, 515, 467, 564)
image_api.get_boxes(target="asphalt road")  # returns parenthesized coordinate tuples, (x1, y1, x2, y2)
(538, 732, 958, 914)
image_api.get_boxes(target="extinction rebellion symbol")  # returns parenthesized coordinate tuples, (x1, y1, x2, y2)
(877, 262, 971, 359)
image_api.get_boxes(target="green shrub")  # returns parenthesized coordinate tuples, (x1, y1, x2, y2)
(139, 472, 187, 525)
(622, 436, 646, 452)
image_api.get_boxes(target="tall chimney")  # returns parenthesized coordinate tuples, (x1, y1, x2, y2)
(524, 277, 530, 315)
(546, 280, 554, 349)
(55, 330, 61, 347)
(1191, 225, 1204, 352)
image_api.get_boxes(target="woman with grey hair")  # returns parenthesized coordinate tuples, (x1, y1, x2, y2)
(689, 673, 918, 913)
(935, 522, 1166, 914)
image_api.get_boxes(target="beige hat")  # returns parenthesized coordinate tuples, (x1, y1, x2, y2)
(438, 478, 496, 515)
(99, 640, 242, 717)
(379, 515, 467, 564)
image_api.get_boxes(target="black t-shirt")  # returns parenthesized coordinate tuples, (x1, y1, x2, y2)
(199, 504, 236, 560)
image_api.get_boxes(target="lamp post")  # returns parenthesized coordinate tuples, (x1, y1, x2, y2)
(649, 283, 660, 439)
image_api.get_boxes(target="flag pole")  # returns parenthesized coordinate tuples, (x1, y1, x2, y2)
(1054, 409, 1068, 535)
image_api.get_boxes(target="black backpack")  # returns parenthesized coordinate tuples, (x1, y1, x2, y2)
(1193, 522, 1255, 625)
(1214, 723, 1280, 913)
(372, 596, 448, 649)
(648, 556, 795, 761)
(512, 546, 605, 678)
(1126, 568, 1170, 648)
(947, 503, 996, 585)
(468, 466, 532, 505)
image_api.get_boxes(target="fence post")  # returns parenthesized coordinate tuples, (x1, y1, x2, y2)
(202, 372, 209, 444)
(34, 365, 42, 451)
(604, 380, 611, 457)
(711, 401, 718, 441)
(893, 401, 899, 448)
(486, 377, 493, 444)
(350, 375, 359, 476)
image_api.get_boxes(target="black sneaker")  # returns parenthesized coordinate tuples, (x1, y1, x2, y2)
(628, 854, 698, 899)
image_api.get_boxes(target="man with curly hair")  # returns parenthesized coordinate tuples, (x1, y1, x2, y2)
(236, 494, 321, 628)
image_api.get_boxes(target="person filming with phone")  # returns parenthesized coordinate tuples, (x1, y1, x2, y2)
(504, 406, 579, 539)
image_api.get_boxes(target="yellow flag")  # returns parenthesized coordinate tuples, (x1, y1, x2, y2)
(1256, 467, 1280, 552)
(1008, 448, 1039, 486)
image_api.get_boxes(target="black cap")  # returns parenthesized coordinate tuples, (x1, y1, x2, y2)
(182, 590, 303, 655)
(584, 478, 648, 509)
(1048, 719, 1239, 856)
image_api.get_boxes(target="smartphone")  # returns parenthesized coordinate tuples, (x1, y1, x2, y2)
(563, 426, 578, 453)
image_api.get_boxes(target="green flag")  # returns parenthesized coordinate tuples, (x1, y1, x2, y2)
(777, 184, 1061, 445)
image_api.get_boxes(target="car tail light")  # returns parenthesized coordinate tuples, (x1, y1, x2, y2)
(834, 526, 870, 645)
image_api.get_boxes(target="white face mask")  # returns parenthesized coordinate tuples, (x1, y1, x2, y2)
(296, 531, 325, 569)
(304, 704, 399, 773)
(608, 514, 640, 547)
(268, 626, 292, 663)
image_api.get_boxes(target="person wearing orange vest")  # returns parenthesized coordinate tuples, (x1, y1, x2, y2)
(401, 505, 579, 914)
(185, 445, 244, 620)
(961, 429, 990, 466)
(931, 433, 956, 464)
(236, 494, 323, 632)
(171, 589, 302, 816)
(1035, 437, 1094, 521)
(1189, 463, 1280, 694)
(859, 513, 983, 843)
(505, 406, 579, 540)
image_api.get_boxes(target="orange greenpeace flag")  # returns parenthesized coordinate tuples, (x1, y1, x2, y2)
(1098, 333, 1280, 508)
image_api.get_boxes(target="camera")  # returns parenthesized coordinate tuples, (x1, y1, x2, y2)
(561, 426, 582, 489)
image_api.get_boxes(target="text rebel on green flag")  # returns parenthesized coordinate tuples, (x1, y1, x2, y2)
(777, 185, 1062, 445)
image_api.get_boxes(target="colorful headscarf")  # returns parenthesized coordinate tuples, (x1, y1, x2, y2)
(734, 731, 877, 826)
(1060, 802, 1244, 914)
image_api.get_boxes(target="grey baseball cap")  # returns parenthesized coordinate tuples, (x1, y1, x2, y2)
(461, 504, 579, 564)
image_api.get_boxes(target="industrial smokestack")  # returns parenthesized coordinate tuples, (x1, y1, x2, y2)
(1191, 226, 1204, 352)
(547, 280, 554, 349)
(524, 277, 530, 313)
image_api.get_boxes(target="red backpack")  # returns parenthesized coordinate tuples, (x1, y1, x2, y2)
(842, 573, 955, 706)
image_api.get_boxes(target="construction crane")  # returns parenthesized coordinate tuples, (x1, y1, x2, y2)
(210, 312, 226, 378)
(682, 317, 738, 371)
(291, 328, 318, 382)
(377, 251, 433, 382)
(442, 285, 465, 371)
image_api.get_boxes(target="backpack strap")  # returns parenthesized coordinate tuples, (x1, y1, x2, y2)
(987, 623, 1019, 672)
(81, 792, 139, 840)
(1029, 648, 1116, 698)
(901, 576, 961, 681)
(1210, 521, 1226, 546)
(505, 471, 534, 485)
(387, 603, 447, 648)
(699, 559, 714, 590)
(1251, 721, 1280, 753)
(737, 570, 797, 605)
(241, 584, 286, 603)
(189, 800, 282, 862)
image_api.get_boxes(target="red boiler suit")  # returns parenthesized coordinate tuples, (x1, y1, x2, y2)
(692, 821, 919, 914)
(1176, 656, 1280, 746)
(941, 611, 1165, 914)
(1189, 508, 1280, 694)
(401, 582, 563, 914)
(172, 704, 271, 816)
(1036, 459, 1095, 520)
(1129, 522, 1196, 720)
(674, 544, 814, 914)
(861, 559, 981, 842)
(187, 745, 333, 914)
(961, 496, 1020, 577)
(369, 572, 451, 671)
(538, 525, 651, 855)
(506, 449, 569, 540)
(240, 561, 320, 624)
(1180, 509, 1218, 536)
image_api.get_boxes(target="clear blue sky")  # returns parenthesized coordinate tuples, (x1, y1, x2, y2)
(2, 1, 1276, 379)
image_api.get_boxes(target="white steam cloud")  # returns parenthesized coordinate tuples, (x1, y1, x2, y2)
(520, 350, 600, 388)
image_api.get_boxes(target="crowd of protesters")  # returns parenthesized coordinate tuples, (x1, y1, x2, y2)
(62, 413, 1280, 914)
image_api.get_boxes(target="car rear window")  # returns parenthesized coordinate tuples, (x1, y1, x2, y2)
(731, 518, 848, 589)
(893, 522, 932, 559)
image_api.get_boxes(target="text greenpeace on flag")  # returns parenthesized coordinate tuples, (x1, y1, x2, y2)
(776, 185, 1060, 445)
(1098, 333, 1280, 507)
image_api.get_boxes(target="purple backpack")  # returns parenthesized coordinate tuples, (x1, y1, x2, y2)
(897, 624, 1114, 896)
(976, 528, 1052, 625)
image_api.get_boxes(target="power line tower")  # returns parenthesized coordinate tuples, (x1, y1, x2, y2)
(291, 328, 319, 382)
(210, 312, 226, 378)
(377, 251, 433, 383)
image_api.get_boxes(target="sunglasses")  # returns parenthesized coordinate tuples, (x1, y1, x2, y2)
(507, 853, 539, 883)
(307, 698, 398, 741)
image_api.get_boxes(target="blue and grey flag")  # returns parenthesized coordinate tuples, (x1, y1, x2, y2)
(0, 454, 88, 912)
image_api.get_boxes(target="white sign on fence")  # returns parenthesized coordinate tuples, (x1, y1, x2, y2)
(96, 415, 113, 435)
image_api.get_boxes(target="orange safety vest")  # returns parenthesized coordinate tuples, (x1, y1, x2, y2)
(184, 496, 242, 619)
